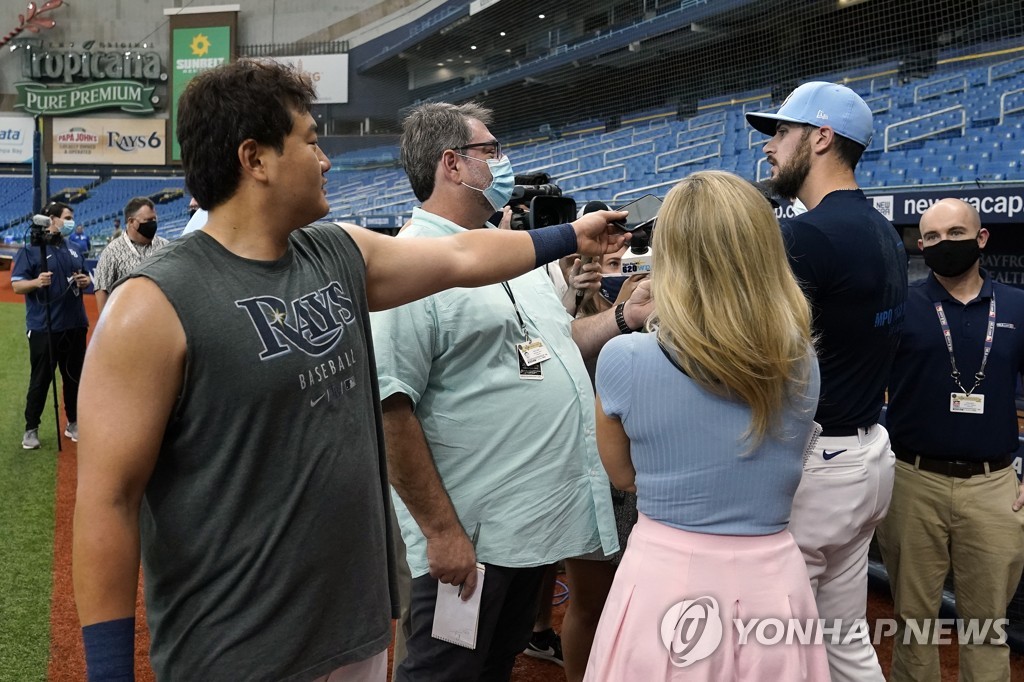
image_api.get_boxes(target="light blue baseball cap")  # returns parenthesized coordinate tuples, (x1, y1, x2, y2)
(746, 81, 873, 147)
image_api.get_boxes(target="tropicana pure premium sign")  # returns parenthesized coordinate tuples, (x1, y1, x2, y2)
(13, 40, 165, 116)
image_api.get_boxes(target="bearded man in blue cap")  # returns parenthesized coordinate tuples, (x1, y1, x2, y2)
(747, 82, 908, 682)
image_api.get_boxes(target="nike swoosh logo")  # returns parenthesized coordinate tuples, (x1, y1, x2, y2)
(310, 393, 326, 407)
(823, 449, 848, 460)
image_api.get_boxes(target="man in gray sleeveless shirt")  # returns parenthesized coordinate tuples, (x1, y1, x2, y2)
(71, 60, 629, 682)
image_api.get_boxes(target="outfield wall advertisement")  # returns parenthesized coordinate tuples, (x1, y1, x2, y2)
(170, 25, 232, 161)
(271, 55, 349, 104)
(773, 187, 1024, 225)
(51, 117, 166, 165)
(0, 116, 35, 163)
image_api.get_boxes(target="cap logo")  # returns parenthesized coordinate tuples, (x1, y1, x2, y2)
(816, 110, 829, 120)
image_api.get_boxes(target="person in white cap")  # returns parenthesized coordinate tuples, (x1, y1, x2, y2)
(746, 82, 908, 682)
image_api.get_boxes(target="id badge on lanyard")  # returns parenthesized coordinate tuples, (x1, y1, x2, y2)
(502, 282, 550, 380)
(934, 294, 995, 415)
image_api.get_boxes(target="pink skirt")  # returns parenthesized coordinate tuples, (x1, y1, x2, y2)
(584, 513, 831, 681)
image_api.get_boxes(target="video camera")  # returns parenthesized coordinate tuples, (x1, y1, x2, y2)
(501, 173, 577, 231)
(28, 214, 59, 247)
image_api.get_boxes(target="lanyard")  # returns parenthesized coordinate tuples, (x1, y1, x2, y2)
(933, 292, 995, 396)
(123, 230, 149, 259)
(500, 281, 531, 342)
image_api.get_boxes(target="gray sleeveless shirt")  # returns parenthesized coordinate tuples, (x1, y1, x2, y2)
(128, 224, 398, 681)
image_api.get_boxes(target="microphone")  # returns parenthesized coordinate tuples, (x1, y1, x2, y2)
(33, 214, 51, 227)
(575, 200, 611, 312)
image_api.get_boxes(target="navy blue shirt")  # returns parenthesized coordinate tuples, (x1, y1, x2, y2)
(68, 232, 90, 255)
(11, 238, 89, 332)
(781, 190, 907, 431)
(887, 271, 1024, 461)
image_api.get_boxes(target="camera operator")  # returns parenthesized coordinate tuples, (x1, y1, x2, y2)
(11, 201, 90, 449)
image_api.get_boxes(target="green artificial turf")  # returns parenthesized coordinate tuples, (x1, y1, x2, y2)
(0, 301, 57, 682)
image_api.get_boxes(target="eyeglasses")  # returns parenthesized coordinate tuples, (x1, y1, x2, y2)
(454, 141, 501, 160)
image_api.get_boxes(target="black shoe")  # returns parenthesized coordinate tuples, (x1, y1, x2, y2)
(523, 627, 564, 666)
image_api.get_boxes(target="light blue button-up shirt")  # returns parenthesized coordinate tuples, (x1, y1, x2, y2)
(371, 207, 619, 578)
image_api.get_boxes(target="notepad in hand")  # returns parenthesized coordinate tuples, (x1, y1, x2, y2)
(431, 563, 486, 649)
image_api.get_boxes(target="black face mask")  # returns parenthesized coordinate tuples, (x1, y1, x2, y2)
(136, 219, 158, 240)
(922, 238, 980, 278)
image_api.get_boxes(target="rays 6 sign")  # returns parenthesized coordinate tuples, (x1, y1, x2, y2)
(52, 117, 166, 165)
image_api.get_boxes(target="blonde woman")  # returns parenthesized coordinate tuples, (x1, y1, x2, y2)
(585, 171, 830, 680)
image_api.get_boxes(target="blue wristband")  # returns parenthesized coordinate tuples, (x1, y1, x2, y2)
(528, 223, 578, 269)
(82, 617, 135, 682)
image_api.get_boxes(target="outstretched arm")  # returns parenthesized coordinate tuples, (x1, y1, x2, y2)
(344, 210, 629, 311)
(572, 278, 653, 360)
(73, 277, 185, 676)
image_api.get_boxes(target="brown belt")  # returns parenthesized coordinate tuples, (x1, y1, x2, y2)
(893, 446, 1013, 479)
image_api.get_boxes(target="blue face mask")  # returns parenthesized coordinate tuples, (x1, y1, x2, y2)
(601, 275, 629, 303)
(460, 154, 515, 211)
(59, 219, 75, 237)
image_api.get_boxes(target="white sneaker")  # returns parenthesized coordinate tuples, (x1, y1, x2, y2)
(64, 422, 78, 442)
(22, 429, 40, 449)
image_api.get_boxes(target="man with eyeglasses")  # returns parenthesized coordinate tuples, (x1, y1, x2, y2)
(373, 102, 653, 681)
(92, 196, 168, 314)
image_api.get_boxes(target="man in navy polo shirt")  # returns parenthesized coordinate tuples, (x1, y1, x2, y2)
(68, 222, 91, 257)
(10, 201, 91, 449)
(877, 198, 1024, 682)
(747, 82, 907, 681)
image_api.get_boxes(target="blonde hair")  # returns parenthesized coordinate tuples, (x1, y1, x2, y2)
(652, 171, 813, 446)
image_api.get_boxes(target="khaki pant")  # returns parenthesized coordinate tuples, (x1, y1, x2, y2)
(876, 460, 1024, 682)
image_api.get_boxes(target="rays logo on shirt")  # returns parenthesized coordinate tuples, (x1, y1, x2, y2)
(236, 281, 357, 360)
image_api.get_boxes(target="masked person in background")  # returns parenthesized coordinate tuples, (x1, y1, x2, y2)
(878, 198, 1024, 682)
(92, 197, 168, 314)
(552, 241, 652, 681)
(524, 242, 653, 677)
(68, 222, 91, 258)
(11, 201, 90, 449)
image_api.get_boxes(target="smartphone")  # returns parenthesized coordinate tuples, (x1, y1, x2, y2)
(614, 194, 662, 232)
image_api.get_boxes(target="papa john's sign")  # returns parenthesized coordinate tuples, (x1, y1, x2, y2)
(12, 40, 166, 116)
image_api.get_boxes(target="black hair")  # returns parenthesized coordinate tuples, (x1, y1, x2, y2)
(177, 59, 316, 210)
(42, 201, 71, 218)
